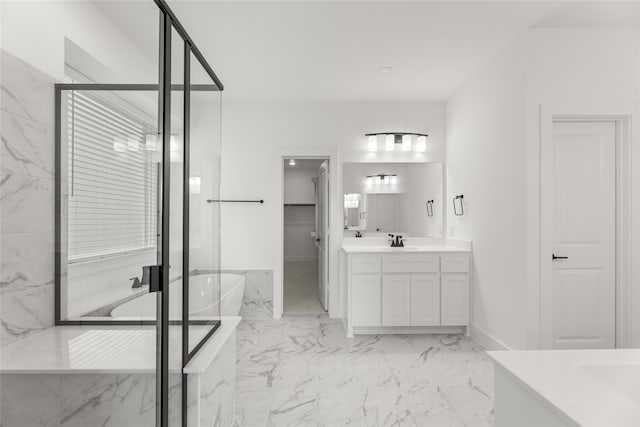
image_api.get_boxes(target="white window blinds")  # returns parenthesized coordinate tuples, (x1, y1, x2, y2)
(67, 90, 158, 261)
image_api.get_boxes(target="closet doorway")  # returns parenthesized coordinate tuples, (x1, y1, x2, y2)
(283, 158, 329, 315)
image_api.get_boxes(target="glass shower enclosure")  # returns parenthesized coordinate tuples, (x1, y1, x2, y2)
(54, 1, 223, 425)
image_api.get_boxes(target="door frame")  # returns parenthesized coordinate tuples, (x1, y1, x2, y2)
(277, 151, 339, 319)
(317, 160, 330, 310)
(539, 106, 633, 349)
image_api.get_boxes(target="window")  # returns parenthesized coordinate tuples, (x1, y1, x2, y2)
(66, 90, 158, 262)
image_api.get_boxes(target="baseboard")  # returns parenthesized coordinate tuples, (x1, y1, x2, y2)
(470, 324, 512, 351)
(284, 256, 317, 262)
(353, 326, 465, 335)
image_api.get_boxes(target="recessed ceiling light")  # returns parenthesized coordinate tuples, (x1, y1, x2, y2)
(378, 66, 392, 73)
(289, 159, 296, 166)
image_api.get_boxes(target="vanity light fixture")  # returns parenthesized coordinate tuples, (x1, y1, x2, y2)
(365, 132, 428, 152)
(367, 174, 398, 185)
(289, 159, 296, 166)
(344, 193, 360, 208)
(402, 134, 411, 151)
(385, 135, 395, 152)
(368, 135, 377, 152)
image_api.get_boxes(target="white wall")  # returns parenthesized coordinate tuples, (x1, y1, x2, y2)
(284, 167, 317, 204)
(404, 162, 444, 237)
(447, 28, 640, 350)
(447, 41, 528, 350)
(522, 28, 640, 348)
(221, 101, 446, 317)
(0, 1, 156, 82)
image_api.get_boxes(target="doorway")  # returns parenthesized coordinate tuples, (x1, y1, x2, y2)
(542, 120, 617, 349)
(283, 158, 329, 315)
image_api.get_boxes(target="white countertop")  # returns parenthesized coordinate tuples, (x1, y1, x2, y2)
(341, 245, 471, 253)
(488, 349, 640, 427)
(0, 317, 240, 375)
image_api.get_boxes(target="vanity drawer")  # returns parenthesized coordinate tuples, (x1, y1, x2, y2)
(382, 254, 439, 273)
(351, 255, 381, 274)
(441, 254, 470, 273)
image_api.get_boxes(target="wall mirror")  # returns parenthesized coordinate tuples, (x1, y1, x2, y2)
(342, 162, 444, 237)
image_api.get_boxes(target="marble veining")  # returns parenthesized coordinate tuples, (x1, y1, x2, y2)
(234, 315, 494, 427)
(0, 49, 55, 127)
(1, 111, 54, 179)
(0, 173, 54, 234)
(198, 330, 237, 427)
(223, 270, 273, 319)
(0, 285, 54, 347)
(1, 232, 54, 295)
(0, 49, 57, 347)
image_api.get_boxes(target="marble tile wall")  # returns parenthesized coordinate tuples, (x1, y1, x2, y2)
(195, 330, 236, 427)
(1, 49, 56, 346)
(0, 373, 158, 427)
(222, 270, 273, 319)
(1, 344, 235, 427)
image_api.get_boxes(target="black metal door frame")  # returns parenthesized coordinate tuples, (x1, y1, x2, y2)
(53, 2, 223, 426)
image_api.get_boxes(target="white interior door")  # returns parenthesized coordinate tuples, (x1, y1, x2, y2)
(543, 121, 616, 349)
(317, 161, 329, 310)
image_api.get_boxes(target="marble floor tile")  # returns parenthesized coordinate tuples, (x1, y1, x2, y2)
(267, 386, 320, 427)
(233, 390, 273, 427)
(235, 315, 494, 427)
(283, 261, 325, 316)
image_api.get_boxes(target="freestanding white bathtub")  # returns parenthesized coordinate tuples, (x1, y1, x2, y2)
(110, 273, 245, 319)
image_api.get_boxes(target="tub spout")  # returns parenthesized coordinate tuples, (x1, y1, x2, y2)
(130, 277, 143, 289)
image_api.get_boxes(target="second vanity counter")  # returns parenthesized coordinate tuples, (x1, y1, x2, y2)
(341, 238, 472, 337)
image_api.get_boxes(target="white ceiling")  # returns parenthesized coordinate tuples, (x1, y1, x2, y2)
(92, 1, 639, 102)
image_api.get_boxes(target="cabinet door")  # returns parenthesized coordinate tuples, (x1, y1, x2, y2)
(441, 274, 469, 326)
(410, 274, 440, 326)
(382, 274, 411, 326)
(352, 274, 381, 326)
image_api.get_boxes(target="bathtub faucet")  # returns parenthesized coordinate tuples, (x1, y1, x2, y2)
(130, 277, 143, 289)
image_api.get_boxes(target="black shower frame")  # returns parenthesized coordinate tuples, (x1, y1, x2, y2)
(53, 1, 224, 426)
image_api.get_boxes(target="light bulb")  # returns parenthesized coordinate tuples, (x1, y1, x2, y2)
(189, 177, 201, 194)
(402, 135, 411, 151)
(367, 135, 377, 152)
(385, 135, 395, 151)
(416, 136, 427, 152)
(128, 136, 139, 151)
(145, 134, 157, 151)
(113, 136, 126, 152)
(289, 159, 296, 166)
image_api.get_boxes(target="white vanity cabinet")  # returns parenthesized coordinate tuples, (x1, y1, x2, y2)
(346, 250, 471, 336)
(382, 274, 411, 326)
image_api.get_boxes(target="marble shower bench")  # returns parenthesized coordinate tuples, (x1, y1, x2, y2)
(0, 317, 240, 427)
